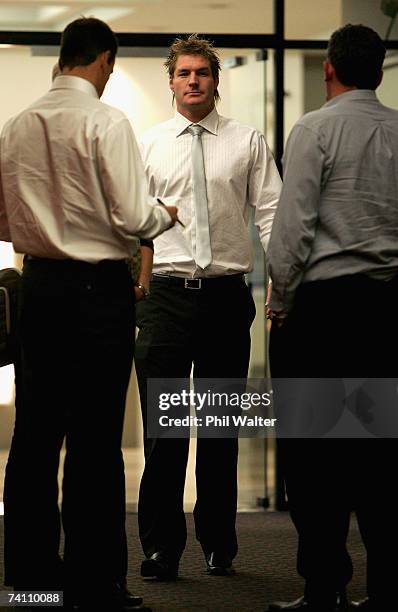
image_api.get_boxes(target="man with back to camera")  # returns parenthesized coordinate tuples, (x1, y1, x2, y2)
(0, 17, 177, 612)
(134, 34, 281, 581)
(267, 24, 398, 612)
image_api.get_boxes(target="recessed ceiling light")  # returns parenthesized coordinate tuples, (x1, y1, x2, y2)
(38, 6, 69, 22)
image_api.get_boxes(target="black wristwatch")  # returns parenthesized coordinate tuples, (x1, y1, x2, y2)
(136, 283, 150, 299)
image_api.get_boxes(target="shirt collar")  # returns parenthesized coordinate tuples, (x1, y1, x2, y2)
(50, 75, 99, 99)
(174, 107, 219, 137)
(322, 89, 378, 109)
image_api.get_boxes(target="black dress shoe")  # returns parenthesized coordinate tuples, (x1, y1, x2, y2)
(141, 551, 179, 581)
(75, 592, 151, 611)
(350, 600, 371, 610)
(71, 583, 147, 611)
(268, 592, 349, 611)
(116, 582, 143, 607)
(76, 604, 151, 612)
(205, 552, 235, 576)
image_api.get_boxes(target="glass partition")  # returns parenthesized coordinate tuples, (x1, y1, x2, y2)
(285, 0, 341, 39)
(379, 51, 398, 109)
(0, 45, 273, 510)
(285, 48, 398, 137)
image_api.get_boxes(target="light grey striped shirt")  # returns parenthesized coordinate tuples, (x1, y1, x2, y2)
(268, 89, 398, 312)
(140, 108, 282, 278)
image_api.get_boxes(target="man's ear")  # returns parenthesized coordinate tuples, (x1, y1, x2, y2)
(105, 50, 114, 66)
(96, 51, 105, 69)
(323, 60, 334, 82)
(98, 50, 112, 69)
(169, 76, 175, 93)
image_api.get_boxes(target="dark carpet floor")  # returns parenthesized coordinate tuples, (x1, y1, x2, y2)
(0, 512, 367, 611)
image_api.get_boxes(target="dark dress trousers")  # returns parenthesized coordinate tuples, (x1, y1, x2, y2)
(4, 257, 135, 596)
(135, 274, 256, 561)
(270, 273, 398, 603)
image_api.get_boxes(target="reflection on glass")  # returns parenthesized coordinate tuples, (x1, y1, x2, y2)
(285, 0, 340, 39)
(343, 0, 398, 41)
(286, 0, 398, 41)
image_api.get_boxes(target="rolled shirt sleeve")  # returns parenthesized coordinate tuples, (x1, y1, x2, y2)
(98, 117, 171, 242)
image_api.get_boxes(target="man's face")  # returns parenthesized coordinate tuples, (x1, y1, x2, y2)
(170, 54, 218, 117)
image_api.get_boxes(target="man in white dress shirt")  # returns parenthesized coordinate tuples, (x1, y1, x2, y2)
(0, 17, 176, 611)
(135, 34, 281, 580)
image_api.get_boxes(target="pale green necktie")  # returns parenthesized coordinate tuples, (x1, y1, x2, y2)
(188, 124, 212, 269)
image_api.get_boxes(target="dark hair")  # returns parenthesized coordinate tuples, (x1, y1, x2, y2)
(327, 24, 385, 90)
(165, 33, 221, 102)
(59, 17, 118, 70)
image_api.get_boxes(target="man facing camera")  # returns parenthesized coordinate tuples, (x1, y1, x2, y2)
(0, 17, 176, 612)
(135, 34, 281, 581)
(267, 24, 398, 612)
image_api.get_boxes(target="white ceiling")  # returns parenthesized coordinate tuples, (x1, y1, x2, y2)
(0, 0, 342, 39)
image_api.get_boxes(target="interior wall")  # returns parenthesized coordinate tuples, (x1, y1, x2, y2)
(0, 50, 234, 133)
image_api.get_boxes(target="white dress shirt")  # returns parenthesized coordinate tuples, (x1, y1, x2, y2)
(0, 75, 170, 262)
(141, 108, 281, 277)
(268, 90, 398, 312)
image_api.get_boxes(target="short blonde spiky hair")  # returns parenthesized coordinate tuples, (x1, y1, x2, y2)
(165, 33, 221, 102)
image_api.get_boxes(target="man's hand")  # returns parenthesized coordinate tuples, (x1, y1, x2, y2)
(163, 205, 179, 227)
(265, 281, 288, 327)
(157, 198, 184, 228)
(135, 285, 148, 302)
(270, 310, 288, 328)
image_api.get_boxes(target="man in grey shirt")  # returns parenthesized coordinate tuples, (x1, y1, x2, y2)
(267, 25, 398, 612)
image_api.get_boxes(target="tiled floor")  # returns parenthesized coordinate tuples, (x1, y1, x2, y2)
(0, 438, 275, 514)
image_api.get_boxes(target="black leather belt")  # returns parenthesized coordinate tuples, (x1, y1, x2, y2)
(151, 273, 245, 290)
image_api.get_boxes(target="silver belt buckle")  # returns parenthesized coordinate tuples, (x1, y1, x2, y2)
(184, 278, 202, 289)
